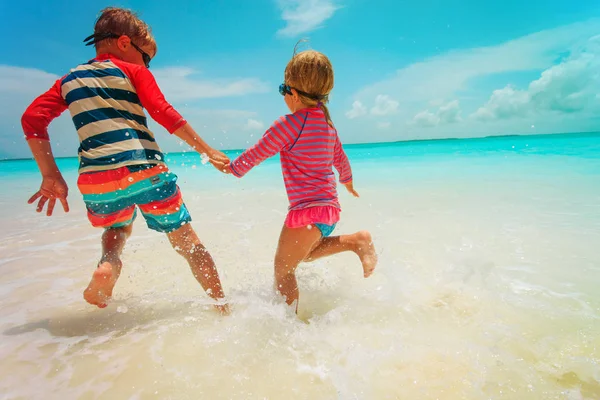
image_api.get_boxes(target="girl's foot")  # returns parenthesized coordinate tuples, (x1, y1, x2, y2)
(353, 231, 378, 277)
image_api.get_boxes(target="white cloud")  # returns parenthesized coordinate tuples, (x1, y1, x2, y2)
(276, 0, 340, 37)
(472, 35, 600, 120)
(337, 19, 600, 143)
(370, 95, 399, 116)
(244, 118, 265, 131)
(413, 100, 462, 127)
(471, 86, 530, 120)
(152, 67, 269, 102)
(377, 122, 391, 129)
(413, 110, 439, 127)
(0, 65, 76, 159)
(345, 100, 367, 119)
(0, 66, 59, 95)
(353, 19, 600, 105)
(438, 100, 462, 123)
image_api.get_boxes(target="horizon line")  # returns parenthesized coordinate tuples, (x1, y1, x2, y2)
(1, 130, 599, 162)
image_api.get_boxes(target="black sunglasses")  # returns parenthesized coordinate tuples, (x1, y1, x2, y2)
(83, 33, 152, 68)
(279, 83, 326, 101)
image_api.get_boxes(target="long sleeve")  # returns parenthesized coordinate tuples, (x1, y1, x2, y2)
(115, 59, 187, 134)
(333, 135, 352, 183)
(21, 78, 68, 141)
(230, 115, 301, 178)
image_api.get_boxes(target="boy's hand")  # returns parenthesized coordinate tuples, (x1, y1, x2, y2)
(28, 175, 70, 216)
(208, 150, 231, 173)
(344, 181, 359, 197)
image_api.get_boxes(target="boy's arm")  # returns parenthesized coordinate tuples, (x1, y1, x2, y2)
(229, 116, 298, 178)
(172, 124, 229, 168)
(333, 135, 359, 197)
(125, 65, 228, 168)
(21, 79, 70, 215)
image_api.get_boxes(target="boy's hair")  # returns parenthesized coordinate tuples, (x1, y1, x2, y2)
(284, 44, 335, 127)
(92, 7, 157, 54)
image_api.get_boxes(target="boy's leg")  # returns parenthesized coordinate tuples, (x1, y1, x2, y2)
(84, 224, 133, 308)
(304, 230, 378, 278)
(274, 225, 322, 310)
(136, 169, 228, 314)
(167, 224, 229, 315)
(77, 166, 139, 308)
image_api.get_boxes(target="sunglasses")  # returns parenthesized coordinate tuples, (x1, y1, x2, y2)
(279, 83, 326, 101)
(279, 83, 293, 96)
(83, 33, 152, 68)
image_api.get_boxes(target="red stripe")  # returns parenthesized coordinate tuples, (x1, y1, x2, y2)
(87, 206, 135, 227)
(138, 189, 182, 213)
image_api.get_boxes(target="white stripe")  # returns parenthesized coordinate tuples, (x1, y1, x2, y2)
(74, 117, 154, 141)
(80, 138, 162, 159)
(61, 74, 137, 99)
(70, 61, 120, 72)
(68, 96, 145, 120)
(78, 159, 166, 173)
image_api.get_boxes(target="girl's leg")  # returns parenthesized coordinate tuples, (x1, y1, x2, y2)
(84, 224, 133, 308)
(274, 225, 322, 310)
(167, 224, 229, 315)
(304, 230, 378, 277)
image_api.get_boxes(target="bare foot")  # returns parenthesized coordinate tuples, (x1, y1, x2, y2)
(83, 261, 120, 308)
(215, 303, 231, 316)
(353, 231, 378, 277)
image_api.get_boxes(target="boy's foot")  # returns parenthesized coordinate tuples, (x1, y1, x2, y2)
(83, 261, 120, 308)
(353, 231, 378, 277)
(215, 304, 231, 316)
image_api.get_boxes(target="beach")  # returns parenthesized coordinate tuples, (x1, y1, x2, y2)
(0, 132, 599, 399)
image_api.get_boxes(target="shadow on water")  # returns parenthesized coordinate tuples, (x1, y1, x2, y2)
(2, 299, 219, 338)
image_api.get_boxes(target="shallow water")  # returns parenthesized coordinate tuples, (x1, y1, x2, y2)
(1, 133, 599, 399)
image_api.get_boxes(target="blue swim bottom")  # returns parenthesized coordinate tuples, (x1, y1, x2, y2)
(314, 223, 336, 237)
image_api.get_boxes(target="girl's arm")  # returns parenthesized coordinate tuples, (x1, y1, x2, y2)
(229, 115, 300, 178)
(333, 135, 353, 184)
(333, 136, 359, 197)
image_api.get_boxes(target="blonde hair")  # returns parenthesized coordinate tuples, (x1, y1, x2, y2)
(93, 7, 157, 55)
(284, 47, 335, 127)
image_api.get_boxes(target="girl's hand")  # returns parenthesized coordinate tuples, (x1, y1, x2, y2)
(344, 181, 359, 197)
(28, 175, 70, 216)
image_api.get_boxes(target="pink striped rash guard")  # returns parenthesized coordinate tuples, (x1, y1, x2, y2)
(230, 107, 353, 211)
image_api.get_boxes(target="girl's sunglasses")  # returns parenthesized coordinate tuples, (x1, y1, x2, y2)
(84, 33, 152, 68)
(279, 83, 326, 101)
(279, 83, 293, 96)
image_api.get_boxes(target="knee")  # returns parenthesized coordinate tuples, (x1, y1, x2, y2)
(105, 225, 133, 240)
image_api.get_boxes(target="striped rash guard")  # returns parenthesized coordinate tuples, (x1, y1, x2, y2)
(230, 108, 353, 211)
(21, 53, 186, 173)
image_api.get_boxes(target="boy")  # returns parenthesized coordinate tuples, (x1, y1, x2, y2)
(21, 7, 230, 314)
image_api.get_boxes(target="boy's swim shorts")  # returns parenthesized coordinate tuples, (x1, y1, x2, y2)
(76, 164, 191, 233)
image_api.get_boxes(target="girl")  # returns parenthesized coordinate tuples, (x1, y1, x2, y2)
(227, 49, 377, 311)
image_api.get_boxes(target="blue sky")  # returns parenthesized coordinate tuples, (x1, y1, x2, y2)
(1, 0, 599, 159)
